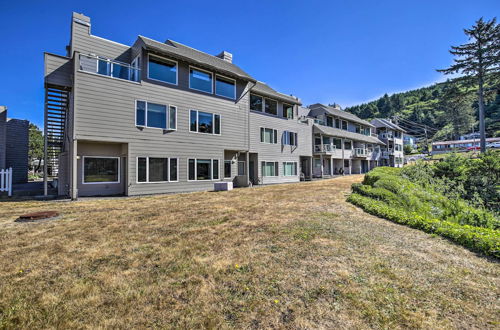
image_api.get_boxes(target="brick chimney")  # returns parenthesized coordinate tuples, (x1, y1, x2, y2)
(216, 51, 233, 63)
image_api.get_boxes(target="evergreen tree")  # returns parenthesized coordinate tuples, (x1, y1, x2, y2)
(437, 84, 475, 139)
(437, 17, 500, 152)
(28, 124, 44, 173)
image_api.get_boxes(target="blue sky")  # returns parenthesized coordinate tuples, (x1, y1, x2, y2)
(1, 0, 498, 128)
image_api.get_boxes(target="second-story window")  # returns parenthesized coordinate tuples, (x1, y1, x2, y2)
(283, 103, 294, 119)
(136, 100, 176, 130)
(216, 75, 236, 99)
(260, 128, 278, 144)
(264, 98, 278, 115)
(341, 120, 348, 130)
(344, 140, 352, 150)
(327, 116, 333, 127)
(190, 110, 221, 135)
(148, 55, 177, 85)
(250, 94, 263, 111)
(282, 131, 298, 146)
(189, 67, 213, 93)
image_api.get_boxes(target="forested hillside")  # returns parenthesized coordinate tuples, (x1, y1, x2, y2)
(345, 78, 500, 140)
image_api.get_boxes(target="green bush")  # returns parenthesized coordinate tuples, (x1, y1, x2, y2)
(348, 193, 500, 257)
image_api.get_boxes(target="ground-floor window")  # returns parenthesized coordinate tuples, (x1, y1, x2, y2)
(83, 156, 120, 184)
(283, 162, 297, 176)
(344, 159, 350, 168)
(137, 157, 178, 183)
(188, 159, 219, 181)
(262, 161, 279, 177)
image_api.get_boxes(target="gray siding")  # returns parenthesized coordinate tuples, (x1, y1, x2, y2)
(44, 53, 73, 87)
(0, 108, 6, 169)
(249, 108, 312, 184)
(6, 119, 29, 183)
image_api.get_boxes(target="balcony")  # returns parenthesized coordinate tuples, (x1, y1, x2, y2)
(353, 148, 369, 157)
(381, 133, 394, 140)
(314, 144, 336, 153)
(79, 54, 140, 82)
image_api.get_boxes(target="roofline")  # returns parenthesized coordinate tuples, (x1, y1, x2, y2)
(138, 36, 257, 83)
(250, 88, 302, 105)
(310, 103, 375, 127)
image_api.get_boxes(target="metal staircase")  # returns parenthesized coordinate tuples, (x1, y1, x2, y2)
(44, 86, 70, 178)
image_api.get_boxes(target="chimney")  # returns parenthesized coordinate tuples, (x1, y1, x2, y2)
(216, 51, 233, 63)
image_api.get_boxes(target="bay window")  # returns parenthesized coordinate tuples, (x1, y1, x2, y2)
(136, 100, 176, 130)
(190, 110, 221, 135)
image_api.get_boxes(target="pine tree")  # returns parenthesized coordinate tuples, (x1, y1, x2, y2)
(437, 84, 475, 139)
(437, 17, 500, 152)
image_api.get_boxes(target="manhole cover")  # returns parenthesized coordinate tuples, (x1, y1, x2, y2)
(16, 211, 60, 222)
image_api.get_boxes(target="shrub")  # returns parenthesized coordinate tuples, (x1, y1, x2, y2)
(348, 193, 500, 257)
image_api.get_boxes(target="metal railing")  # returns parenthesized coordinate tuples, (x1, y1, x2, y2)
(79, 54, 140, 82)
(353, 148, 368, 157)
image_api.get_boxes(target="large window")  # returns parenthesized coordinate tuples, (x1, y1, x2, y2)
(188, 159, 219, 181)
(264, 98, 278, 115)
(326, 116, 333, 127)
(136, 100, 176, 130)
(189, 67, 213, 93)
(260, 128, 278, 144)
(148, 55, 177, 85)
(83, 157, 119, 184)
(283, 103, 294, 119)
(283, 162, 297, 176)
(333, 138, 342, 149)
(282, 131, 298, 146)
(137, 157, 178, 183)
(250, 94, 263, 111)
(262, 161, 279, 177)
(341, 120, 348, 130)
(215, 75, 236, 99)
(190, 110, 221, 135)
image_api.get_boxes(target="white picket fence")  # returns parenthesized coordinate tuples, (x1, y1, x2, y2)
(0, 168, 12, 197)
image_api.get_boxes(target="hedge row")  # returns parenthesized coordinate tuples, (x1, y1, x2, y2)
(348, 193, 500, 258)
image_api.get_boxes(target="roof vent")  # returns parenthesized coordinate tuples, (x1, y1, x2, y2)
(216, 51, 233, 63)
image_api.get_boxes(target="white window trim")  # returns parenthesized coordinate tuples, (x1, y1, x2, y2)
(136, 157, 179, 184)
(147, 53, 178, 86)
(189, 110, 221, 135)
(135, 99, 177, 131)
(282, 131, 298, 146)
(260, 127, 278, 144)
(262, 161, 279, 177)
(215, 74, 236, 100)
(187, 158, 221, 181)
(82, 156, 120, 185)
(224, 160, 232, 178)
(189, 66, 214, 94)
(283, 161, 298, 176)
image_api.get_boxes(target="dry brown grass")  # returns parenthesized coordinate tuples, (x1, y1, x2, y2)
(0, 175, 499, 329)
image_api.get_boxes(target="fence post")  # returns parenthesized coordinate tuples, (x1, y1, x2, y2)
(8, 168, 12, 197)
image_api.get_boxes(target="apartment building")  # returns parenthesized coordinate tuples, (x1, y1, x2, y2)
(44, 12, 314, 198)
(0, 106, 29, 183)
(371, 118, 405, 167)
(305, 104, 385, 176)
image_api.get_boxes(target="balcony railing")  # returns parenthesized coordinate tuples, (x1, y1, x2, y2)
(314, 144, 337, 153)
(381, 133, 394, 139)
(79, 54, 141, 82)
(353, 148, 369, 157)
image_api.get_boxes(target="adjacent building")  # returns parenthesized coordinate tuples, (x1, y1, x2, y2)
(44, 12, 399, 198)
(0, 106, 29, 183)
(371, 118, 405, 168)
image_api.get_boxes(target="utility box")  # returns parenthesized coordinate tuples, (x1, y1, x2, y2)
(214, 182, 233, 191)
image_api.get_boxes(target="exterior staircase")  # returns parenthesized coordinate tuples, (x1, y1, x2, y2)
(44, 86, 70, 177)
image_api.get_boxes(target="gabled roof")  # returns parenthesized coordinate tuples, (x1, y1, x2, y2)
(137, 36, 256, 82)
(313, 124, 385, 145)
(251, 81, 301, 105)
(371, 118, 406, 133)
(309, 103, 374, 127)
